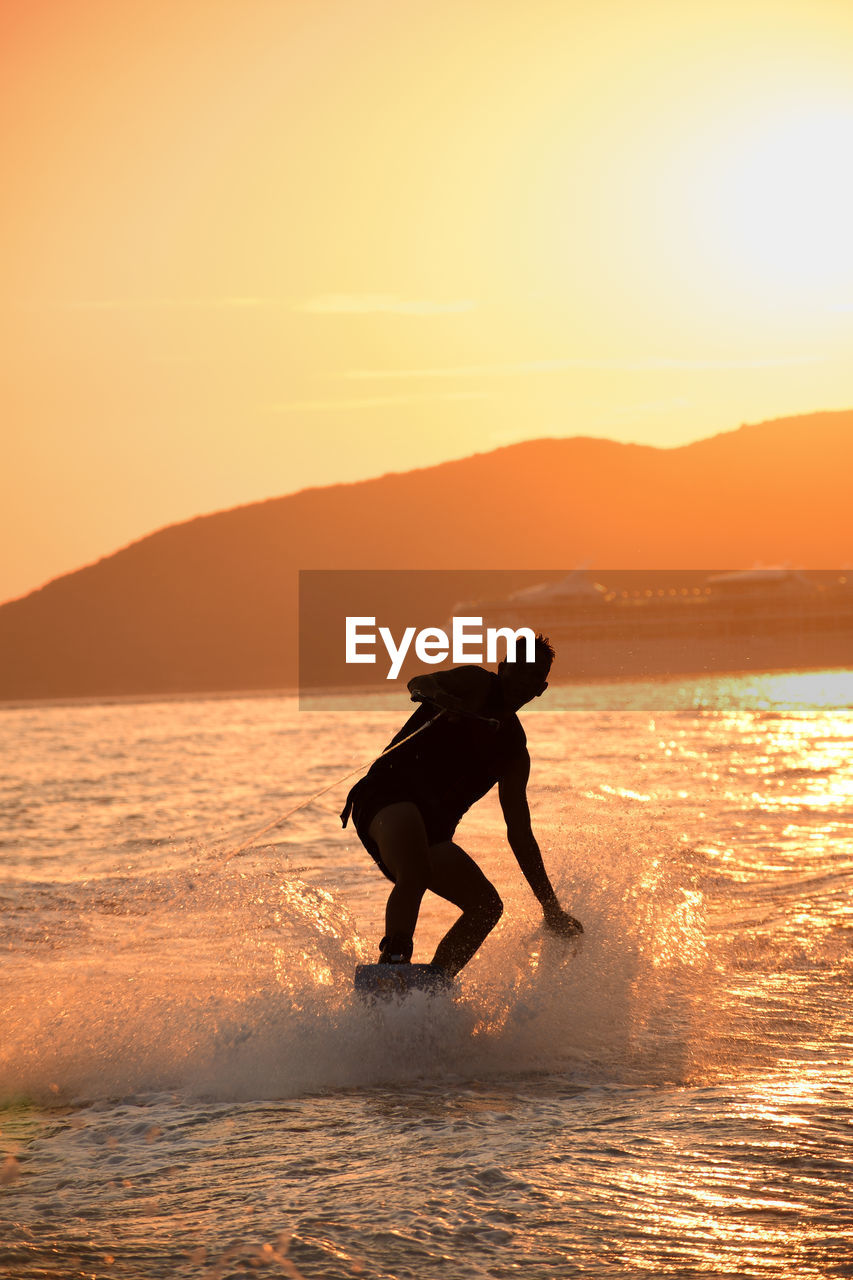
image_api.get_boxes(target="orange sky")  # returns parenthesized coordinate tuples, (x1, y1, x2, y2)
(2, 0, 853, 604)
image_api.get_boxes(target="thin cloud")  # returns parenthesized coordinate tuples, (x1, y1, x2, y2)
(346, 354, 824, 379)
(264, 391, 489, 413)
(29, 296, 281, 312)
(26, 294, 477, 317)
(298, 294, 476, 316)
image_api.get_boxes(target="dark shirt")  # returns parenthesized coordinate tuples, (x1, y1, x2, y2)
(344, 667, 526, 836)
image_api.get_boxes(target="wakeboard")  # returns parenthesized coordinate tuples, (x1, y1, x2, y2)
(354, 963, 453, 999)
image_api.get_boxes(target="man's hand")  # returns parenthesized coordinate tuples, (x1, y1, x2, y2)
(408, 669, 492, 718)
(411, 679, 500, 728)
(543, 903, 584, 937)
(410, 683, 465, 714)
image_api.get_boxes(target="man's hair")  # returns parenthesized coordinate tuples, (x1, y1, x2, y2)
(530, 632, 555, 673)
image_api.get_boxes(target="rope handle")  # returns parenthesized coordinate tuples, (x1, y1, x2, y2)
(221, 692, 503, 863)
(222, 709, 444, 863)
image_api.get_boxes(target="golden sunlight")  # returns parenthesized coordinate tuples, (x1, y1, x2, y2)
(690, 97, 853, 307)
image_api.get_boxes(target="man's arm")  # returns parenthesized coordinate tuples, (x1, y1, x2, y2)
(498, 749, 583, 936)
(407, 666, 493, 716)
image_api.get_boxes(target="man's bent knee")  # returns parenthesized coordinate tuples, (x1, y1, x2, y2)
(390, 863, 429, 895)
(478, 887, 503, 930)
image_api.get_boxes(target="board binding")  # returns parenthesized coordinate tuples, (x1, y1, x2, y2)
(354, 963, 452, 998)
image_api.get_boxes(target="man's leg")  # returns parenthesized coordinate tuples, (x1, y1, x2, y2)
(367, 806, 503, 975)
(425, 841, 503, 978)
(368, 802, 431, 958)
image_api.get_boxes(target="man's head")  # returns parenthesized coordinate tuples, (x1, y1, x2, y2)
(497, 633, 554, 709)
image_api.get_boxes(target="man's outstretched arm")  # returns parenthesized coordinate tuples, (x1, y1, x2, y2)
(498, 749, 583, 936)
(407, 666, 493, 716)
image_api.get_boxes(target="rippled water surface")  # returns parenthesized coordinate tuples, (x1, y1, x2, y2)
(1, 673, 852, 1278)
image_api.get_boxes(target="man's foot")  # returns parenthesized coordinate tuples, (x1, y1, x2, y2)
(377, 932, 413, 964)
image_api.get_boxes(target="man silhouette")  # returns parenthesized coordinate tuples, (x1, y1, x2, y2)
(341, 635, 582, 979)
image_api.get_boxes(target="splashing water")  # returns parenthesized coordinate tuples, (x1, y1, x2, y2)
(1, 805, 710, 1109)
(2, 688, 851, 1279)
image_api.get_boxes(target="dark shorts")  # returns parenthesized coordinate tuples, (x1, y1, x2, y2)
(347, 776, 458, 883)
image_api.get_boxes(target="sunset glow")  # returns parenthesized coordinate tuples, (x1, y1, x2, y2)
(689, 99, 853, 307)
(2, 0, 853, 601)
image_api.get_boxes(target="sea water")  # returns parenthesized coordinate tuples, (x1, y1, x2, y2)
(1, 674, 851, 1278)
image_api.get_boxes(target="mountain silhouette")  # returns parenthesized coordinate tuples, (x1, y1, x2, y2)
(1, 409, 850, 700)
